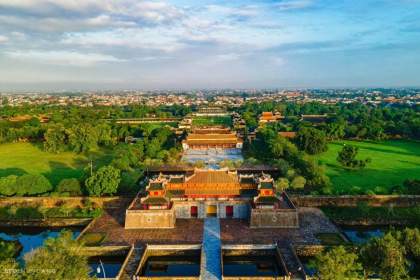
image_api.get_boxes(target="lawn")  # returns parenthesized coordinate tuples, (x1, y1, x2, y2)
(316, 140, 420, 193)
(0, 143, 112, 187)
(192, 116, 232, 127)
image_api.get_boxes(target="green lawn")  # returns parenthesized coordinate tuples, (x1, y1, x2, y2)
(192, 116, 232, 127)
(316, 140, 420, 193)
(0, 143, 112, 187)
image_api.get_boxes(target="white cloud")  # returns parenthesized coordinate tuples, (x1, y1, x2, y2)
(5, 50, 124, 66)
(0, 35, 8, 43)
(276, 0, 314, 11)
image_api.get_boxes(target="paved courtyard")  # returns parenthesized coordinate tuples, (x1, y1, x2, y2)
(82, 206, 339, 247)
(181, 148, 243, 169)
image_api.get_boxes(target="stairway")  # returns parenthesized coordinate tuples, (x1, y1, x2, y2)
(119, 246, 145, 280)
(200, 218, 222, 280)
(277, 243, 306, 280)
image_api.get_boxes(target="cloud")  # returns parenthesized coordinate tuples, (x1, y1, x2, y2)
(5, 50, 124, 66)
(0, 35, 8, 43)
(276, 0, 314, 11)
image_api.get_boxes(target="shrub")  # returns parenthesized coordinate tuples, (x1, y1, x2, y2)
(290, 176, 306, 190)
(15, 174, 53, 196)
(14, 207, 43, 219)
(0, 175, 18, 196)
(56, 178, 82, 196)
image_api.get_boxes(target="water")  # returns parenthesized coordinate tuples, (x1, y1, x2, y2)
(299, 256, 317, 277)
(141, 255, 201, 277)
(88, 255, 125, 278)
(223, 255, 284, 277)
(0, 226, 82, 260)
(340, 226, 390, 244)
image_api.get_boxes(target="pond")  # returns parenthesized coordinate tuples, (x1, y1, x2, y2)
(223, 255, 285, 277)
(88, 255, 125, 278)
(339, 225, 396, 244)
(0, 226, 83, 260)
(140, 255, 201, 277)
(299, 256, 317, 277)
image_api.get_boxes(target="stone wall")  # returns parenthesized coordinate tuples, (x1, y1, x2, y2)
(249, 209, 299, 228)
(173, 201, 250, 219)
(125, 208, 175, 229)
(291, 195, 420, 207)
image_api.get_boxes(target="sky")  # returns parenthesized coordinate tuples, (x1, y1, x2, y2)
(0, 0, 419, 91)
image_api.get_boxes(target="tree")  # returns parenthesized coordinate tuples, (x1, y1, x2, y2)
(0, 175, 18, 196)
(360, 233, 408, 280)
(275, 178, 289, 191)
(43, 124, 67, 153)
(56, 178, 82, 196)
(290, 176, 306, 190)
(15, 174, 53, 196)
(85, 165, 121, 196)
(23, 230, 93, 280)
(337, 145, 370, 169)
(0, 258, 20, 280)
(295, 127, 328, 154)
(67, 123, 99, 153)
(313, 246, 362, 280)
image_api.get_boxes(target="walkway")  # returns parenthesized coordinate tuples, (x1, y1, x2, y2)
(201, 218, 222, 280)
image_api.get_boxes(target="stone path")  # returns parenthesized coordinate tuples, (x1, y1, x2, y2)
(277, 242, 306, 280)
(120, 247, 144, 280)
(201, 218, 222, 280)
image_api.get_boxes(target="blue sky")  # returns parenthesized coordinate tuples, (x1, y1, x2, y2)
(0, 0, 419, 90)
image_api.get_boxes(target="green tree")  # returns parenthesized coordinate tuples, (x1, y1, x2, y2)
(337, 144, 370, 169)
(0, 175, 18, 196)
(295, 127, 328, 154)
(15, 174, 53, 196)
(275, 177, 289, 191)
(290, 176, 306, 190)
(85, 165, 121, 196)
(0, 258, 20, 280)
(313, 246, 362, 280)
(360, 233, 408, 280)
(43, 124, 67, 153)
(23, 230, 93, 280)
(67, 123, 99, 153)
(56, 178, 82, 196)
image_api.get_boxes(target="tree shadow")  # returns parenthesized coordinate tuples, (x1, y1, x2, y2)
(42, 161, 83, 187)
(0, 168, 27, 178)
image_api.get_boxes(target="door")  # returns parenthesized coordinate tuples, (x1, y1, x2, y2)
(206, 205, 217, 217)
(190, 206, 198, 218)
(226, 206, 234, 218)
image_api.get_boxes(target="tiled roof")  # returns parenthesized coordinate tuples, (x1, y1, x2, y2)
(142, 196, 169, 205)
(254, 196, 280, 204)
(148, 182, 164, 190)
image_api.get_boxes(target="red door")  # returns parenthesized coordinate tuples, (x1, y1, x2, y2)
(191, 206, 198, 218)
(226, 206, 234, 218)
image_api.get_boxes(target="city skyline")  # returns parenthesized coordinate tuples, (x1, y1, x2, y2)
(1, 0, 420, 90)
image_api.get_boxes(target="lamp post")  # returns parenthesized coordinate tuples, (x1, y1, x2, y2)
(96, 259, 106, 278)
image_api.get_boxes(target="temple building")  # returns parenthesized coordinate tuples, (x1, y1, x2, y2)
(259, 111, 283, 125)
(182, 127, 243, 150)
(125, 168, 298, 229)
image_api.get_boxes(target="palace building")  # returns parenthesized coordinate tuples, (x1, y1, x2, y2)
(259, 111, 284, 124)
(125, 168, 298, 229)
(182, 127, 243, 150)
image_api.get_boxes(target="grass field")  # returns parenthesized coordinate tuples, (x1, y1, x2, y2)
(192, 116, 232, 127)
(316, 140, 420, 193)
(0, 143, 112, 187)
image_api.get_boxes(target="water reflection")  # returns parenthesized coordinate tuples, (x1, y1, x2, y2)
(0, 226, 82, 260)
(141, 255, 200, 277)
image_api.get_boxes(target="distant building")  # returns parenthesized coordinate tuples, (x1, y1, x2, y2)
(182, 127, 243, 150)
(259, 111, 283, 124)
(278, 131, 297, 139)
